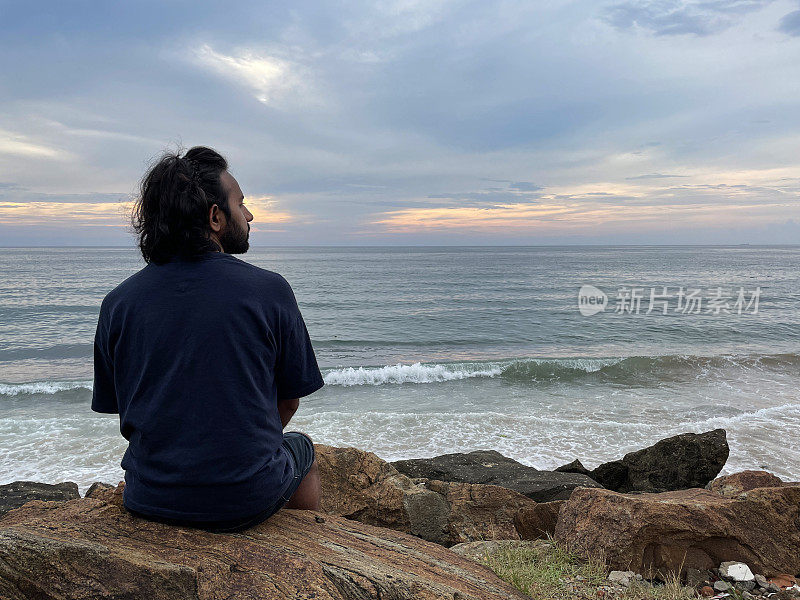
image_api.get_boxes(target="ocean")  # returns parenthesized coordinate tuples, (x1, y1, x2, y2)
(1, 246, 798, 493)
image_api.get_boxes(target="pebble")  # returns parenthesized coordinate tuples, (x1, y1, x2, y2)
(714, 580, 732, 592)
(607, 571, 634, 587)
(699, 585, 715, 597)
(755, 574, 769, 589)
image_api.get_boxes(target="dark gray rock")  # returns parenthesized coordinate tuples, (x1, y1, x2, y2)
(85, 482, 115, 498)
(0, 481, 79, 517)
(391, 450, 602, 502)
(589, 429, 729, 493)
(555, 459, 590, 476)
(685, 567, 712, 588)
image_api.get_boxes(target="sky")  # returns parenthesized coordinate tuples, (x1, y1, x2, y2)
(1, 0, 799, 246)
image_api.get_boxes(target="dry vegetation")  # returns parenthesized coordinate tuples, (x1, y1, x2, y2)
(476, 540, 698, 600)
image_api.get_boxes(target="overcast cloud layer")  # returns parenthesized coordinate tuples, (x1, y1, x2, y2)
(1, 0, 799, 246)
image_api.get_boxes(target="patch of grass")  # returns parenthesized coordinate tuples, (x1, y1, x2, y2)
(476, 540, 697, 600)
(479, 540, 605, 599)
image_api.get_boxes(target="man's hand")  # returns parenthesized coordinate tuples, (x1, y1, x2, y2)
(277, 397, 299, 428)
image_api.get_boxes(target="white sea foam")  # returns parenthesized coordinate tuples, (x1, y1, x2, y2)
(322, 362, 504, 386)
(0, 380, 93, 396)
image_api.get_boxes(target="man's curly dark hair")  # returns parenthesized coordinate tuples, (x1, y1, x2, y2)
(131, 146, 230, 264)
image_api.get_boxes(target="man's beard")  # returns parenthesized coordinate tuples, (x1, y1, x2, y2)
(219, 218, 249, 254)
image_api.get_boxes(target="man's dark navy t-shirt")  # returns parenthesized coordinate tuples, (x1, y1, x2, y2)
(91, 251, 324, 522)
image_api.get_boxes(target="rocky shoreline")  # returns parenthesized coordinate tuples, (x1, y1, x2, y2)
(1, 428, 798, 599)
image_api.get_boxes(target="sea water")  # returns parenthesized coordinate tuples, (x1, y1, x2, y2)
(1, 246, 798, 493)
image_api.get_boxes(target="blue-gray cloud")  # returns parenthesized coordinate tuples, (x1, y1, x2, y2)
(626, 173, 689, 179)
(604, 0, 775, 36)
(778, 7, 800, 34)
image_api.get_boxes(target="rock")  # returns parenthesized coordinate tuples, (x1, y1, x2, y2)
(720, 561, 755, 581)
(555, 459, 591, 476)
(700, 585, 715, 596)
(449, 540, 551, 563)
(85, 481, 116, 498)
(513, 500, 564, 540)
(608, 570, 635, 587)
(770, 575, 798, 589)
(422, 479, 533, 544)
(736, 580, 757, 592)
(589, 429, 729, 493)
(685, 567, 711, 588)
(391, 450, 602, 502)
(715, 580, 732, 592)
(755, 573, 769, 588)
(554, 486, 800, 578)
(317, 444, 535, 546)
(0, 483, 525, 600)
(0, 481, 79, 516)
(710, 471, 784, 497)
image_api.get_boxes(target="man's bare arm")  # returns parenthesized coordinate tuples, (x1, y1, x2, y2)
(277, 397, 299, 428)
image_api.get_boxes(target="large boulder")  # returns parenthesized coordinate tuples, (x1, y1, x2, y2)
(0, 483, 525, 600)
(317, 444, 535, 545)
(513, 500, 564, 540)
(391, 450, 601, 502)
(555, 486, 800, 578)
(589, 429, 729, 493)
(0, 481, 79, 516)
(708, 470, 784, 497)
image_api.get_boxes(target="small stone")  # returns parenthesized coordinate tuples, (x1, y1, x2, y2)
(742, 592, 756, 600)
(700, 585, 715, 597)
(755, 574, 769, 589)
(608, 571, 635, 587)
(720, 561, 755, 582)
(735, 580, 757, 592)
(686, 567, 709, 588)
(714, 580, 732, 592)
(314, 515, 325, 523)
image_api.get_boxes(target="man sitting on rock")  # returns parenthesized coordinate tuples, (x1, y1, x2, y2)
(91, 146, 324, 532)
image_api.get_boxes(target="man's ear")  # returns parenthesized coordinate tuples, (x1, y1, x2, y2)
(208, 204, 225, 233)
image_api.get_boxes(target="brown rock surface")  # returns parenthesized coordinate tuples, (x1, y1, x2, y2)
(317, 444, 535, 545)
(0, 483, 525, 600)
(555, 486, 800, 578)
(514, 500, 564, 540)
(709, 470, 784, 497)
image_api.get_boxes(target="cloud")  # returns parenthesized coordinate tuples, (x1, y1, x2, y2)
(509, 181, 542, 191)
(244, 195, 296, 226)
(0, 0, 799, 245)
(603, 0, 775, 36)
(626, 173, 689, 179)
(778, 8, 800, 35)
(0, 128, 64, 159)
(192, 44, 313, 107)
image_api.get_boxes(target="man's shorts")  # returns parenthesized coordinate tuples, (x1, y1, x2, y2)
(125, 431, 316, 533)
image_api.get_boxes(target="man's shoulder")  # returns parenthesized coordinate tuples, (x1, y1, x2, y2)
(221, 255, 295, 300)
(103, 255, 295, 306)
